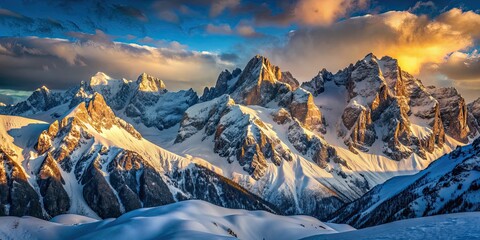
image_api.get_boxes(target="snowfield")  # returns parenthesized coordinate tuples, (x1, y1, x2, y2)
(1, 200, 478, 240)
(305, 212, 480, 240)
(0, 200, 352, 240)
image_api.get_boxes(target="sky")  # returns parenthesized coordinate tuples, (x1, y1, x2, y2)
(0, 0, 480, 103)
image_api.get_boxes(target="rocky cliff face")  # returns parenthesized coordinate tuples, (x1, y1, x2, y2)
(200, 68, 242, 102)
(0, 94, 277, 220)
(1, 53, 477, 223)
(36, 153, 70, 217)
(301, 54, 451, 160)
(1, 72, 199, 131)
(301, 69, 333, 96)
(201, 55, 325, 132)
(428, 87, 471, 143)
(0, 86, 71, 117)
(175, 94, 369, 219)
(468, 98, 480, 136)
(176, 95, 294, 180)
(0, 149, 43, 218)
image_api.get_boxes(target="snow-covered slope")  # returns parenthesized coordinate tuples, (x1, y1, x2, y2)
(2, 201, 478, 240)
(166, 54, 464, 219)
(0, 72, 198, 131)
(307, 212, 480, 240)
(0, 200, 353, 240)
(0, 95, 277, 220)
(0, 54, 477, 222)
(330, 137, 480, 228)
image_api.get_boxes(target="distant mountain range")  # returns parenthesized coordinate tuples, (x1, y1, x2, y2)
(0, 53, 479, 222)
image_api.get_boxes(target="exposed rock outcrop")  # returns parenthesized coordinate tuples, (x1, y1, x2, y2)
(280, 88, 325, 132)
(428, 87, 471, 143)
(176, 95, 293, 179)
(200, 68, 242, 102)
(301, 53, 448, 160)
(0, 149, 43, 218)
(36, 153, 70, 217)
(301, 69, 333, 96)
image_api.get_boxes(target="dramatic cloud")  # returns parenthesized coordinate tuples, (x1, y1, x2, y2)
(253, 0, 369, 26)
(153, 0, 239, 23)
(440, 51, 480, 81)
(0, 36, 234, 92)
(113, 4, 148, 22)
(408, 1, 436, 13)
(203, 22, 263, 38)
(235, 23, 261, 37)
(294, 0, 369, 26)
(210, 0, 240, 17)
(67, 29, 113, 45)
(419, 50, 480, 101)
(268, 8, 480, 85)
(205, 23, 233, 34)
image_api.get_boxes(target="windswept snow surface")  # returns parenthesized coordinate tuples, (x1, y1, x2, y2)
(0, 200, 352, 240)
(2, 200, 478, 240)
(304, 212, 480, 240)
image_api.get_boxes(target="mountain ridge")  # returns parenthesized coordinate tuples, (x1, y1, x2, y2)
(0, 53, 478, 221)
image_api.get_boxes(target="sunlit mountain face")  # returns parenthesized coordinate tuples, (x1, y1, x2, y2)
(0, 1, 480, 240)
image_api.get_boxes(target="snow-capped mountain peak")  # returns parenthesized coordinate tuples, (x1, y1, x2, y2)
(136, 72, 167, 93)
(89, 72, 114, 86)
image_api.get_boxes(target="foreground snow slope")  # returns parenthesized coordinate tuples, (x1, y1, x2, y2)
(0, 200, 352, 240)
(331, 137, 480, 228)
(305, 212, 480, 240)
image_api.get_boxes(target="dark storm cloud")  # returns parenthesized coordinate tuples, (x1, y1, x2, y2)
(113, 4, 148, 22)
(268, 8, 480, 82)
(66, 29, 114, 45)
(219, 53, 239, 62)
(0, 8, 67, 35)
(0, 36, 235, 92)
(152, 0, 239, 23)
(436, 52, 480, 82)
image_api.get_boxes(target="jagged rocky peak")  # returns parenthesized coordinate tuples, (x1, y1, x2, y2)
(301, 68, 333, 96)
(304, 53, 451, 160)
(280, 88, 325, 132)
(201, 57, 300, 103)
(229, 55, 293, 105)
(279, 71, 300, 90)
(76, 93, 141, 138)
(469, 97, 480, 120)
(176, 95, 294, 179)
(35, 93, 141, 159)
(467, 97, 480, 136)
(15, 85, 64, 114)
(200, 68, 242, 101)
(428, 87, 471, 143)
(137, 72, 167, 93)
(242, 54, 282, 84)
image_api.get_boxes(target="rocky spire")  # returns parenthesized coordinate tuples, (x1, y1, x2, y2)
(137, 72, 167, 93)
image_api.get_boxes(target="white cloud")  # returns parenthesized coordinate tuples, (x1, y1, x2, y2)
(0, 37, 234, 91)
(268, 8, 480, 86)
